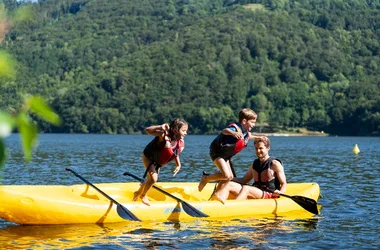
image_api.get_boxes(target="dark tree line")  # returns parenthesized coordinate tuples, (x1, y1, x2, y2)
(0, 0, 379, 135)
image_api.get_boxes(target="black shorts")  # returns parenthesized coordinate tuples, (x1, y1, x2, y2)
(209, 152, 230, 161)
(209, 143, 234, 161)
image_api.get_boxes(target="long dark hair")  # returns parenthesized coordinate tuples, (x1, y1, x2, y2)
(168, 118, 187, 141)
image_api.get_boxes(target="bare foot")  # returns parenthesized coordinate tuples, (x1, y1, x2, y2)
(214, 194, 225, 205)
(141, 195, 151, 206)
(210, 194, 225, 204)
(198, 175, 208, 192)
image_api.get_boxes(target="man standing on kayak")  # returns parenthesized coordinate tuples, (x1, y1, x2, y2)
(212, 136, 287, 204)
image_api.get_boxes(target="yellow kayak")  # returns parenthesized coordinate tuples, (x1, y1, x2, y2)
(0, 178, 320, 225)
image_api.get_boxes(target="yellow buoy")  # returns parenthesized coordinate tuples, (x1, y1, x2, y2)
(353, 144, 360, 154)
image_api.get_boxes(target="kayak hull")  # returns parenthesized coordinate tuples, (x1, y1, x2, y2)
(0, 182, 320, 224)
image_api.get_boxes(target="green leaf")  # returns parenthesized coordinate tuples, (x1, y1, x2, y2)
(26, 96, 62, 126)
(17, 113, 38, 162)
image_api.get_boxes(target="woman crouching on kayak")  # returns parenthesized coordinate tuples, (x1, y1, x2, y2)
(133, 118, 188, 206)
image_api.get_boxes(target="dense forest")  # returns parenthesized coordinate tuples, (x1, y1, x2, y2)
(0, 0, 379, 135)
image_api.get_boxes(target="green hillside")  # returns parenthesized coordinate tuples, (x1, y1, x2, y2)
(1, 0, 379, 135)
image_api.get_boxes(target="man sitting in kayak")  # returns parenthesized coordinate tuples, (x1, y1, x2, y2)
(212, 136, 287, 204)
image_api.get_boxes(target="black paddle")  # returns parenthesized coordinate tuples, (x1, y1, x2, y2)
(272, 191, 319, 215)
(232, 180, 319, 215)
(123, 171, 209, 218)
(66, 168, 141, 221)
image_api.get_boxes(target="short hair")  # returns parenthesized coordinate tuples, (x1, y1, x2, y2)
(238, 108, 257, 122)
(254, 136, 270, 148)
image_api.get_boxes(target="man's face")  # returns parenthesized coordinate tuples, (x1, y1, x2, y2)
(255, 141, 269, 159)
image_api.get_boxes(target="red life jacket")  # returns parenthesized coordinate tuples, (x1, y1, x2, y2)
(210, 122, 250, 159)
(143, 136, 185, 166)
(230, 123, 250, 155)
(157, 139, 185, 165)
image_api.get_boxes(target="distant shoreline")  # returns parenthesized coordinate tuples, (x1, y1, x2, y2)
(255, 132, 329, 137)
(254, 127, 329, 137)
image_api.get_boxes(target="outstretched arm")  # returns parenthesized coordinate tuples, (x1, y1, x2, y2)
(222, 127, 243, 139)
(233, 167, 254, 184)
(248, 134, 267, 141)
(145, 123, 169, 137)
(173, 156, 181, 177)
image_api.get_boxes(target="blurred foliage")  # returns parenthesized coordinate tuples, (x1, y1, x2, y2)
(0, 95, 62, 171)
(0, 2, 61, 173)
(0, 0, 379, 137)
(0, 50, 15, 78)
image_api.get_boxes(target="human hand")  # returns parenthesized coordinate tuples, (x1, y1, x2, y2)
(234, 131, 243, 139)
(173, 166, 181, 177)
(162, 123, 170, 132)
(273, 190, 282, 198)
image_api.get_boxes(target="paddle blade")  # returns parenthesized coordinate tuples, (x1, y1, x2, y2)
(289, 195, 319, 215)
(181, 201, 209, 217)
(117, 204, 141, 221)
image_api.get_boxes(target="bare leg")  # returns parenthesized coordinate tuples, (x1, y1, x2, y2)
(139, 170, 158, 206)
(133, 155, 150, 201)
(133, 155, 158, 206)
(198, 158, 234, 192)
(213, 181, 243, 204)
(235, 186, 264, 200)
(133, 182, 144, 201)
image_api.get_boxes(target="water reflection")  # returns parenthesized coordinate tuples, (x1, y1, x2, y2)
(0, 215, 319, 249)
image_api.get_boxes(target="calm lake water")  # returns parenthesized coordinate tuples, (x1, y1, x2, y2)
(1, 134, 379, 249)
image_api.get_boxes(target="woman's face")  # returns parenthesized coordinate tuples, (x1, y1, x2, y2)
(178, 125, 188, 140)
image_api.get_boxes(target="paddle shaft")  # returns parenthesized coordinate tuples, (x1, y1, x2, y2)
(66, 168, 122, 205)
(232, 179, 309, 198)
(276, 192, 295, 199)
(66, 168, 141, 221)
(123, 171, 208, 217)
(124, 171, 182, 201)
(231, 179, 319, 215)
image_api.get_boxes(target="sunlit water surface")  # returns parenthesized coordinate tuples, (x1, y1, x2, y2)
(1, 134, 379, 249)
